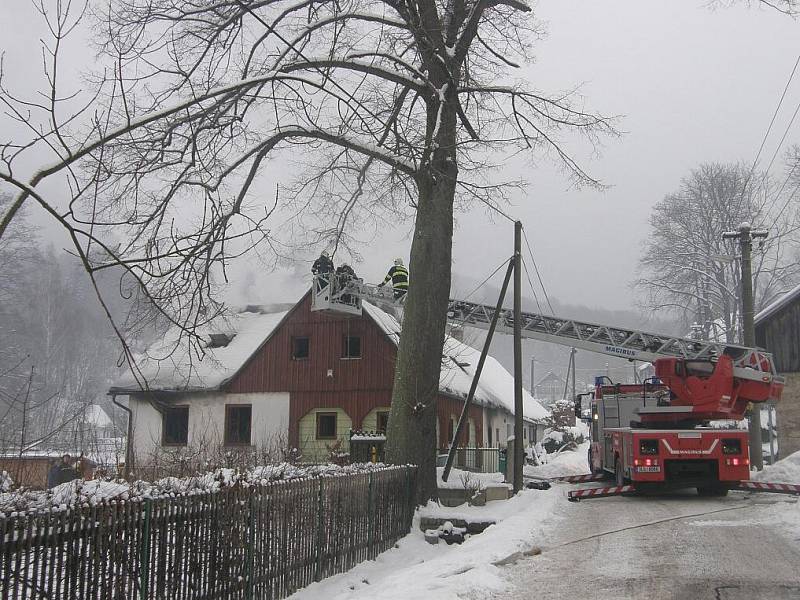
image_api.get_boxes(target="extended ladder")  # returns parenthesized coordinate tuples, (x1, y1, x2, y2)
(356, 284, 779, 385)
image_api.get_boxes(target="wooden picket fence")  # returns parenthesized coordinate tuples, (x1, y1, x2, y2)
(0, 466, 417, 600)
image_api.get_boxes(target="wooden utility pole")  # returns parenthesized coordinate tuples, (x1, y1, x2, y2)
(441, 258, 515, 482)
(513, 221, 524, 493)
(723, 222, 768, 471)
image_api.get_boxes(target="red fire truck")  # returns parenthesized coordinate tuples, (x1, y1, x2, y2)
(322, 279, 798, 499)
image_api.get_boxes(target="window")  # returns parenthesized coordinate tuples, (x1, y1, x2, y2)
(316, 412, 337, 439)
(162, 406, 189, 446)
(376, 411, 389, 433)
(488, 426, 493, 446)
(225, 405, 252, 445)
(292, 336, 310, 360)
(342, 335, 361, 359)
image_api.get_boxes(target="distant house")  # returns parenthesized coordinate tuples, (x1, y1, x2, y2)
(755, 283, 800, 458)
(534, 371, 567, 406)
(110, 291, 548, 465)
(0, 403, 125, 488)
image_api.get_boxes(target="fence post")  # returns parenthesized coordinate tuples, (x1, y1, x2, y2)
(314, 478, 324, 582)
(246, 492, 255, 600)
(404, 466, 412, 530)
(367, 472, 374, 558)
(139, 499, 152, 600)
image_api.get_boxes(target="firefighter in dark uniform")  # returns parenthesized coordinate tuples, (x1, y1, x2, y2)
(378, 258, 409, 300)
(336, 263, 358, 304)
(312, 250, 334, 291)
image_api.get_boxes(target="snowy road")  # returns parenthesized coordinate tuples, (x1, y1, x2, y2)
(503, 489, 800, 600)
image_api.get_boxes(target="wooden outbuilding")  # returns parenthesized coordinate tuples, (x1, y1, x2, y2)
(755, 282, 800, 458)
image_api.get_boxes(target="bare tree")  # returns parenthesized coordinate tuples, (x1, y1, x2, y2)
(635, 163, 800, 343)
(0, 0, 615, 500)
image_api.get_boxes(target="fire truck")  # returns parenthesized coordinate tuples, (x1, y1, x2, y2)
(314, 276, 797, 499)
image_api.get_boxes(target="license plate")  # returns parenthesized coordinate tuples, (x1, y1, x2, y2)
(637, 466, 661, 473)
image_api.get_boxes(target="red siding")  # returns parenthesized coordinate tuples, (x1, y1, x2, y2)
(226, 293, 484, 449)
(437, 395, 483, 450)
(227, 294, 397, 394)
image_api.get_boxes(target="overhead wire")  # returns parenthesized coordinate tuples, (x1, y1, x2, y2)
(738, 54, 800, 213)
(521, 226, 555, 315)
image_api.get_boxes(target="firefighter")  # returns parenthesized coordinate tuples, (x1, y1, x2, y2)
(311, 250, 334, 291)
(336, 263, 358, 304)
(378, 258, 409, 300)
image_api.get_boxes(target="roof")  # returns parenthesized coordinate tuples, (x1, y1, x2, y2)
(535, 371, 565, 386)
(83, 404, 112, 429)
(111, 306, 292, 392)
(755, 282, 800, 326)
(111, 295, 548, 422)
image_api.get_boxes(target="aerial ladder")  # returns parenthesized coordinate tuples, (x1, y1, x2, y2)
(312, 275, 797, 499)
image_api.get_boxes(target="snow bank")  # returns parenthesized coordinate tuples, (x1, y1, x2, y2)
(288, 488, 564, 600)
(753, 449, 800, 484)
(436, 467, 505, 490)
(0, 471, 12, 492)
(524, 442, 590, 479)
(0, 462, 392, 515)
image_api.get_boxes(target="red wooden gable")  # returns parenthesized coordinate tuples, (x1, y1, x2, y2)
(226, 293, 398, 394)
(225, 292, 482, 448)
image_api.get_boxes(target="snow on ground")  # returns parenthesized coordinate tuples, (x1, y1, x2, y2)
(289, 489, 563, 600)
(523, 442, 589, 479)
(687, 450, 800, 547)
(753, 448, 800, 485)
(436, 467, 505, 490)
(290, 449, 589, 600)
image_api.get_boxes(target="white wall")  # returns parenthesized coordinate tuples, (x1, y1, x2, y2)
(129, 392, 290, 465)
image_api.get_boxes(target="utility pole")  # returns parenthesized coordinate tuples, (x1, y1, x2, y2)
(513, 221, 524, 494)
(570, 348, 577, 403)
(723, 222, 768, 471)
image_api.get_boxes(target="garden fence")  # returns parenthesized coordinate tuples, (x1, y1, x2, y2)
(0, 465, 416, 600)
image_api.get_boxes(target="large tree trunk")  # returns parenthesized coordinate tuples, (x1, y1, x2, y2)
(385, 97, 458, 503)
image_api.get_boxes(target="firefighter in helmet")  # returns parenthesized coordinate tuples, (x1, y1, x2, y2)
(335, 263, 358, 304)
(312, 250, 334, 291)
(378, 258, 409, 300)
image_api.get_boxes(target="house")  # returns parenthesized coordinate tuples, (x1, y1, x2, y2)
(0, 403, 126, 488)
(110, 291, 548, 465)
(533, 371, 567, 406)
(755, 283, 800, 458)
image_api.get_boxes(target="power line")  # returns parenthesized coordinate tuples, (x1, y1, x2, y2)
(460, 256, 512, 303)
(521, 226, 555, 314)
(477, 197, 516, 223)
(738, 54, 800, 211)
(762, 97, 800, 183)
(520, 256, 545, 316)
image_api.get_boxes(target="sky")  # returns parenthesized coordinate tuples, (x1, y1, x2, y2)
(1, 0, 799, 311)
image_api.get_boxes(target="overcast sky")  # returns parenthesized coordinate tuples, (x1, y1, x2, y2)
(1, 0, 799, 312)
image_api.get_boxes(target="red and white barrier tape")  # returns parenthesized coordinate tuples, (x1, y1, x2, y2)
(552, 473, 607, 483)
(737, 480, 800, 495)
(567, 485, 636, 501)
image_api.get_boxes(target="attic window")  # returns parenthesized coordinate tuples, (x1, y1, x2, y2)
(208, 333, 234, 348)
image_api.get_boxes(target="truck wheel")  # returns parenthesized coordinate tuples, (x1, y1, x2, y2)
(697, 486, 729, 497)
(615, 458, 625, 487)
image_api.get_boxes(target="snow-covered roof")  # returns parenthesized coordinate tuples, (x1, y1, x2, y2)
(755, 282, 800, 326)
(363, 303, 548, 421)
(111, 307, 291, 392)
(83, 404, 112, 429)
(111, 296, 549, 421)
